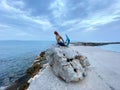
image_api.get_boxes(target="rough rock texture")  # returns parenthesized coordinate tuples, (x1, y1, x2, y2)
(26, 51, 47, 78)
(28, 46, 120, 90)
(46, 47, 90, 82)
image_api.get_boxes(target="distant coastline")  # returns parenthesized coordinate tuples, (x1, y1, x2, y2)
(0, 40, 120, 46)
(71, 42, 120, 46)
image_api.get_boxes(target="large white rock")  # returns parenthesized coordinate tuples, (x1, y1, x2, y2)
(46, 46, 90, 82)
(28, 46, 120, 90)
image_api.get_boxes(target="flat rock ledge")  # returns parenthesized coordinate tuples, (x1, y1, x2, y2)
(46, 46, 90, 82)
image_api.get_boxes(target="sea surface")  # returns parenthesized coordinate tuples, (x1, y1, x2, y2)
(97, 44, 120, 53)
(0, 41, 54, 88)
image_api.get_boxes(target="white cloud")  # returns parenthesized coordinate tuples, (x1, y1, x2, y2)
(0, 23, 10, 29)
(0, 0, 54, 32)
(49, 0, 68, 19)
(10, 0, 25, 9)
(0, 0, 120, 40)
(0, 0, 24, 14)
(61, 0, 120, 32)
(84, 27, 97, 31)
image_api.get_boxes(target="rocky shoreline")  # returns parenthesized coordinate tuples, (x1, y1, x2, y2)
(6, 51, 48, 90)
(27, 46, 120, 90)
(5, 42, 120, 90)
(6, 45, 90, 90)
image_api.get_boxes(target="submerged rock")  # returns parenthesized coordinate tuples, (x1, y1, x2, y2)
(46, 47, 90, 82)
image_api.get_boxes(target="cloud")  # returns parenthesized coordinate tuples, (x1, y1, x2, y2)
(0, 0, 54, 32)
(0, 0, 120, 41)
(0, 23, 10, 29)
(0, 0, 24, 14)
(58, 0, 120, 32)
(49, 0, 67, 19)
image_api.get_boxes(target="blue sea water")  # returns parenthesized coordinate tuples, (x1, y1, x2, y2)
(98, 44, 120, 53)
(0, 41, 54, 87)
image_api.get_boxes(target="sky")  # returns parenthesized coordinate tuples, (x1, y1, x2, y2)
(0, 0, 120, 42)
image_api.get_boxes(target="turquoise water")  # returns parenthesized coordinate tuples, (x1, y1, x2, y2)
(98, 44, 120, 53)
(0, 41, 54, 87)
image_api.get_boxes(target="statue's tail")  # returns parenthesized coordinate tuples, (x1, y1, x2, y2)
(65, 34, 70, 46)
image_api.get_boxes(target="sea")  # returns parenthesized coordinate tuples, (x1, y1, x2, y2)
(97, 44, 120, 53)
(0, 41, 120, 89)
(0, 41, 55, 89)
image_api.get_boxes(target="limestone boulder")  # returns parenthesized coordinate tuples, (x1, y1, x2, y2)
(46, 47, 90, 82)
